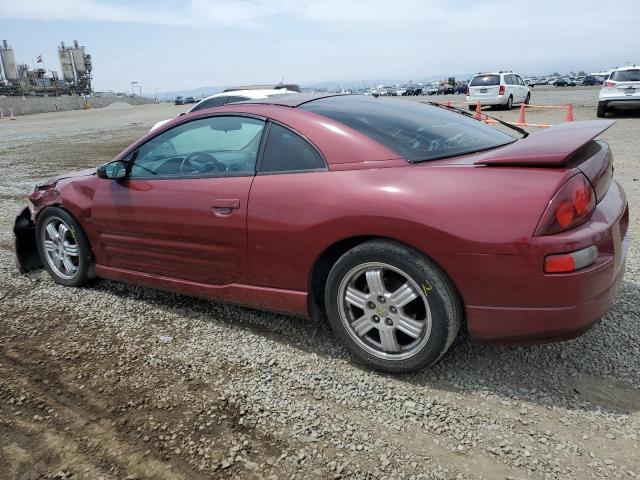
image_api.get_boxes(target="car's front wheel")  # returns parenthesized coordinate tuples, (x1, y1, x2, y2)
(325, 240, 462, 373)
(36, 207, 93, 287)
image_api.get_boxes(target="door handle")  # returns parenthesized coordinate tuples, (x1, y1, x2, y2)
(212, 198, 240, 216)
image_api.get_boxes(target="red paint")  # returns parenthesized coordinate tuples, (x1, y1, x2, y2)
(21, 101, 629, 345)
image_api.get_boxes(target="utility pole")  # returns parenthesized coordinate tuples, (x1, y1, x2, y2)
(130, 81, 138, 104)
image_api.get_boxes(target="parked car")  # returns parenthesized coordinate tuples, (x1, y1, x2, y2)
(583, 75, 601, 86)
(174, 96, 185, 105)
(597, 66, 640, 118)
(554, 78, 576, 87)
(150, 88, 297, 131)
(424, 85, 439, 96)
(467, 72, 530, 110)
(437, 85, 456, 95)
(402, 86, 422, 96)
(15, 94, 627, 373)
(455, 84, 467, 94)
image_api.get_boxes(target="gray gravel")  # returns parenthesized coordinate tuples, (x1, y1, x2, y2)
(0, 96, 639, 479)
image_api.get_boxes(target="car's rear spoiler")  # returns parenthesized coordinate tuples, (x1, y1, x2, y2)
(474, 120, 615, 167)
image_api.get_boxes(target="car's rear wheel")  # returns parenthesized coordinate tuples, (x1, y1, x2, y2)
(468, 105, 476, 111)
(596, 102, 607, 118)
(325, 240, 462, 373)
(504, 95, 513, 110)
(36, 207, 92, 287)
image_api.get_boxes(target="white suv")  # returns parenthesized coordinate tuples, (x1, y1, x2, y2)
(466, 72, 531, 110)
(597, 66, 640, 118)
(150, 88, 297, 131)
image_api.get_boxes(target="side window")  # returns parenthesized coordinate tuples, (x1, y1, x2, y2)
(190, 96, 227, 112)
(225, 96, 251, 104)
(516, 76, 525, 86)
(504, 75, 514, 85)
(130, 116, 265, 178)
(260, 124, 326, 173)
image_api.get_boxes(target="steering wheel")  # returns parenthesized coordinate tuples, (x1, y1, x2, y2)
(181, 152, 225, 174)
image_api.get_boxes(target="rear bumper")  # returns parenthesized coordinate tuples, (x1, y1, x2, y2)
(599, 98, 640, 109)
(466, 180, 628, 344)
(466, 95, 508, 106)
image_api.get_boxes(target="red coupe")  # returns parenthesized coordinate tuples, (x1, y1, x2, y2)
(14, 94, 628, 372)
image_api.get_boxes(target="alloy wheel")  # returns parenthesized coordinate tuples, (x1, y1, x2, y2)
(41, 217, 80, 280)
(337, 262, 432, 361)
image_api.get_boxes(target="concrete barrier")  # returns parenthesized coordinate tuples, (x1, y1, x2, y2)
(0, 95, 156, 116)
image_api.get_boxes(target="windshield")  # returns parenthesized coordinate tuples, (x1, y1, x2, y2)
(300, 96, 515, 162)
(610, 69, 640, 82)
(470, 75, 500, 86)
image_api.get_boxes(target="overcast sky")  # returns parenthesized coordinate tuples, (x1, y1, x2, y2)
(1, 0, 638, 93)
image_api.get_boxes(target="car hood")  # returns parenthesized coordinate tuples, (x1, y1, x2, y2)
(37, 167, 96, 188)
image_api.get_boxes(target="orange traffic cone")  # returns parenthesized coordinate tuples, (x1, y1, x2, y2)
(565, 104, 574, 122)
(474, 101, 481, 120)
(446, 100, 452, 107)
(517, 104, 526, 125)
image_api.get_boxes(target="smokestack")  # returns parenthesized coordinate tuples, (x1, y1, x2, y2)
(61, 41, 65, 48)
(74, 40, 79, 48)
(2, 40, 7, 48)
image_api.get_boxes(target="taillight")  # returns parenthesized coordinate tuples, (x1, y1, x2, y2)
(544, 246, 598, 273)
(603, 81, 616, 88)
(498, 85, 505, 95)
(534, 174, 596, 236)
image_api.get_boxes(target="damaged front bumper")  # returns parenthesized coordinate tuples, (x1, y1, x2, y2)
(14, 205, 42, 273)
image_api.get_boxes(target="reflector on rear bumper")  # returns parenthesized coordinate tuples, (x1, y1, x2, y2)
(544, 245, 598, 273)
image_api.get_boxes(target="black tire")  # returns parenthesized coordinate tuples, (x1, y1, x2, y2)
(504, 95, 513, 110)
(468, 105, 476, 111)
(36, 207, 93, 287)
(524, 93, 531, 105)
(324, 240, 462, 373)
(596, 102, 607, 118)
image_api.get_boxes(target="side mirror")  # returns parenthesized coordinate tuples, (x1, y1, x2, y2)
(97, 160, 128, 179)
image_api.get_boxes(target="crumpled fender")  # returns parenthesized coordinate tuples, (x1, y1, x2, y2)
(14, 205, 42, 273)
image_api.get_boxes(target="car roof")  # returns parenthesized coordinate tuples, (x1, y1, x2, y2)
(198, 89, 296, 102)
(611, 65, 639, 71)
(236, 93, 345, 108)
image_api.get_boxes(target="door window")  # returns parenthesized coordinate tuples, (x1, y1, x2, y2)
(516, 76, 525, 86)
(131, 116, 265, 177)
(259, 124, 326, 173)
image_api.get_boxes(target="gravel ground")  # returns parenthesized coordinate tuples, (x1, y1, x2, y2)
(0, 91, 639, 480)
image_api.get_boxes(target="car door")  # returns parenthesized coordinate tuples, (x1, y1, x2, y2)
(90, 115, 266, 285)
(515, 75, 527, 102)
(245, 122, 328, 289)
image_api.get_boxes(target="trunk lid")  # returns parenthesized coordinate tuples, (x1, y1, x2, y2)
(474, 120, 615, 202)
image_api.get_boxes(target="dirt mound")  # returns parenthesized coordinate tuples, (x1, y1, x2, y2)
(104, 101, 133, 110)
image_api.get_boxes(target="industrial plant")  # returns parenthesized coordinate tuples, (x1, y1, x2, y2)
(0, 40, 92, 96)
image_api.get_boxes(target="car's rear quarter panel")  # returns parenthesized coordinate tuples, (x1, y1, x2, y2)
(244, 164, 569, 310)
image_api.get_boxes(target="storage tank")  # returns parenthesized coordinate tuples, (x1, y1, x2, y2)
(58, 41, 75, 82)
(0, 40, 18, 82)
(70, 40, 86, 75)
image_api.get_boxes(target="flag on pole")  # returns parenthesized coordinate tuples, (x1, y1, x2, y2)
(36, 55, 43, 63)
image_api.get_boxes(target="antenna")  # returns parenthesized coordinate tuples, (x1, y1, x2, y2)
(280, 75, 284, 85)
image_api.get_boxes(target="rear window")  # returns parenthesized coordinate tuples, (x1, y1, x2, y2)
(610, 69, 640, 82)
(470, 75, 500, 86)
(300, 96, 515, 162)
